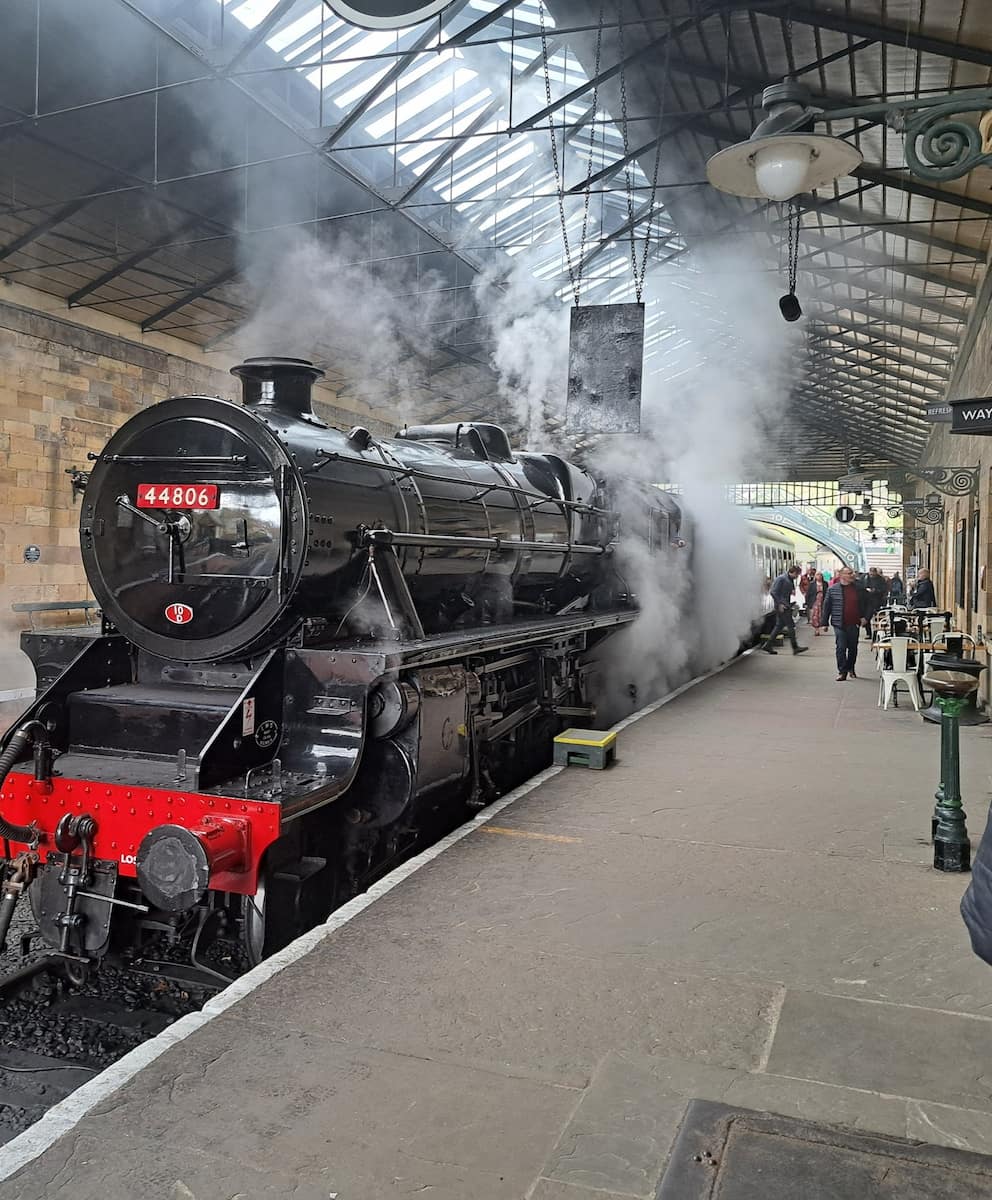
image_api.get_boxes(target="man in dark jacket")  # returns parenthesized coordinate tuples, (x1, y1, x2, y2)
(762, 565, 808, 656)
(820, 566, 866, 681)
(909, 568, 937, 608)
(863, 567, 888, 633)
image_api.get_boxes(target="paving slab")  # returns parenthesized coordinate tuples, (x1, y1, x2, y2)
(6, 1130, 338, 1200)
(224, 935, 779, 1082)
(766, 989, 992, 1111)
(34, 1023, 581, 1200)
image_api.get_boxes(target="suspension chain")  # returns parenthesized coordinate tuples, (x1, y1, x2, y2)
(787, 200, 799, 295)
(785, 1, 795, 77)
(539, 0, 604, 307)
(617, 0, 668, 303)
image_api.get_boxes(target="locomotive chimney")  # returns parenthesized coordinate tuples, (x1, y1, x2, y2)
(231, 356, 325, 418)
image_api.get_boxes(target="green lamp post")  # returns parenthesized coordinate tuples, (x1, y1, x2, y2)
(923, 650, 987, 872)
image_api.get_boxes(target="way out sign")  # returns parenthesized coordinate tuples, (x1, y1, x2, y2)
(565, 303, 645, 435)
(951, 396, 992, 434)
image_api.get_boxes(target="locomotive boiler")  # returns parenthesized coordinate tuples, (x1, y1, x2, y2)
(0, 358, 686, 977)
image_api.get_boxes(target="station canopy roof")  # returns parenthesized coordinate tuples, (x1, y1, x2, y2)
(0, 0, 989, 480)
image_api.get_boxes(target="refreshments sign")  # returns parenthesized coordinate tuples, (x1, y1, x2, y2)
(924, 403, 952, 423)
(950, 397, 992, 434)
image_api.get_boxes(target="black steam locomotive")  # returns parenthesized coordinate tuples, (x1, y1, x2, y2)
(0, 358, 686, 976)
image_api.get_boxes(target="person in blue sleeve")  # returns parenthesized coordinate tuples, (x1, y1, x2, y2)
(762, 565, 808, 657)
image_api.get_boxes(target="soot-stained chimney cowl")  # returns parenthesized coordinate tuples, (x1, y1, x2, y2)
(231, 356, 325, 417)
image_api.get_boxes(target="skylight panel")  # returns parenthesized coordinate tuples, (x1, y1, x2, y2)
(332, 64, 394, 107)
(321, 30, 397, 94)
(454, 156, 534, 205)
(409, 90, 491, 141)
(218, 1, 679, 319)
(366, 65, 477, 138)
(268, 6, 324, 53)
(289, 20, 357, 63)
(230, 0, 276, 29)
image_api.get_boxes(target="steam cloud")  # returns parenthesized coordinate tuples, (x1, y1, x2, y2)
(475, 258, 570, 444)
(226, 230, 461, 425)
(479, 242, 802, 722)
(600, 245, 802, 718)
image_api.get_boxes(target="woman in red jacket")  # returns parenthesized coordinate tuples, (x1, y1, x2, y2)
(805, 571, 829, 636)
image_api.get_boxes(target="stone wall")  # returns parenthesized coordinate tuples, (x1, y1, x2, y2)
(0, 286, 393, 699)
(913, 265, 992, 702)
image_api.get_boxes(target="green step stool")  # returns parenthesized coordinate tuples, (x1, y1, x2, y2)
(553, 728, 617, 770)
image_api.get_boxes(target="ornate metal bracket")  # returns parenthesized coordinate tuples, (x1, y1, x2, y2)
(897, 97, 992, 182)
(903, 527, 930, 542)
(887, 497, 946, 525)
(913, 467, 979, 496)
(817, 89, 992, 182)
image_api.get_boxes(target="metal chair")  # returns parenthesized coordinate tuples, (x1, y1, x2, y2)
(879, 635, 924, 712)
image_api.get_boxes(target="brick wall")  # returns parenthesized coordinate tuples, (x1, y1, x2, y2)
(0, 287, 394, 697)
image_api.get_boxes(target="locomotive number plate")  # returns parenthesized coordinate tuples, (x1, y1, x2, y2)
(137, 483, 220, 509)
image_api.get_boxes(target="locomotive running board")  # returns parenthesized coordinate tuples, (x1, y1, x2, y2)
(358, 609, 638, 670)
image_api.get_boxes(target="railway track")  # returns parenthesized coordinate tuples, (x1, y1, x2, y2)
(0, 946, 224, 1144)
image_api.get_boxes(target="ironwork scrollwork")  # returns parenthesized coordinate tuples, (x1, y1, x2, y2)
(887, 497, 946, 526)
(914, 467, 980, 496)
(897, 99, 992, 182)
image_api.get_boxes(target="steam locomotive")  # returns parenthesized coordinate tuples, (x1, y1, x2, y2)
(0, 358, 687, 978)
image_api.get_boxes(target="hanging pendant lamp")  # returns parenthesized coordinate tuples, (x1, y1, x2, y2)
(706, 82, 863, 202)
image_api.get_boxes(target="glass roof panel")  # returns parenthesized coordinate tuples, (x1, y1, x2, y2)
(212, 0, 674, 309)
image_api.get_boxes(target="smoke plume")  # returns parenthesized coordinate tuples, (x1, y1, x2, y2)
(477, 241, 802, 721)
(226, 230, 462, 425)
(594, 243, 803, 717)
(475, 258, 570, 443)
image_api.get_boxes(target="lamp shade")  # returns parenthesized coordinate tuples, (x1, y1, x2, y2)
(706, 132, 863, 200)
(754, 142, 816, 202)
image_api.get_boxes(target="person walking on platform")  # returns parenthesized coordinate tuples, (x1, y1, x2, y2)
(863, 567, 888, 637)
(762, 565, 808, 656)
(798, 566, 815, 615)
(889, 571, 905, 603)
(909, 568, 937, 608)
(806, 571, 828, 636)
(820, 566, 866, 681)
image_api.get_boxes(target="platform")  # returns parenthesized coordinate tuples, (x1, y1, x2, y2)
(4, 636, 992, 1199)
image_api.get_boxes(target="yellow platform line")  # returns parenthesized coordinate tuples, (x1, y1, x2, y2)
(479, 826, 582, 844)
